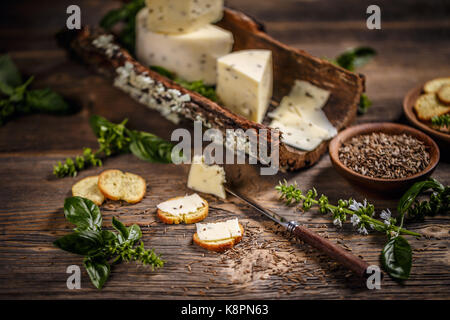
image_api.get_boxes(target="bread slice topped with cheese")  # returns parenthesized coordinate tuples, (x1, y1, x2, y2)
(193, 218, 244, 252)
(98, 169, 146, 204)
(71, 175, 105, 206)
(157, 193, 208, 224)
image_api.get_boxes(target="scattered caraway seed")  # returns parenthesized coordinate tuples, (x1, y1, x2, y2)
(338, 132, 430, 179)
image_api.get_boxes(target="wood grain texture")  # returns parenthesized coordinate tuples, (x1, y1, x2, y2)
(0, 0, 449, 299)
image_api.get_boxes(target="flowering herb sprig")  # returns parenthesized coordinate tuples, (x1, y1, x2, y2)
(275, 180, 420, 237)
(275, 180, 422, 280)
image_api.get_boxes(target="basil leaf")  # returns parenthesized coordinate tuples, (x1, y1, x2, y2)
(63, 196, 102, 231)
(84, 257, 110, 289)
(101, 230, 118, 243)
(112, 217, 141, 244)
(336, 47, 377, 71)
(53, 230, 103, 256)
(25, 88, 71, 114)
(127, 225, 142, 243)
(0, 55, 22, 93)
(381, 236, 412, 280)
(112, 216, 128, 243)
(398, 178, 444, 214)
(9, 76, 33, 103)
(129, 131, 174, 163)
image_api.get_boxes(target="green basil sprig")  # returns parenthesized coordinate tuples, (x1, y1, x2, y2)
(99, 0, 145, 55)
(330, 47, 377, 114)
(333, 47, 377, 72)
(54, 196, 164, 289)
(0, 55, 72, 126)
(53, 115, 176, 178)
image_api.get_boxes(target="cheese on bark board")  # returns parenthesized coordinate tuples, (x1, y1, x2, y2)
(136, 8, 233, 85)
(216, 50, 273, 123)
(157, 194, 205, 217)
(187, 155, 226, 199)
(268, 80, 336, 151)
(145, 0, 224, 34)
(288, 80, 336, 138)
(196, 218, 241, 241)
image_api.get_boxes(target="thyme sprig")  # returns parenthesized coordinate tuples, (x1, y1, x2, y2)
(275, 180, 420, 237)
(431, 114, 450, 128)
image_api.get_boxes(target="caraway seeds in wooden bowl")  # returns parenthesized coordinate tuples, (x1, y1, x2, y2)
(338, 132, 430, 179)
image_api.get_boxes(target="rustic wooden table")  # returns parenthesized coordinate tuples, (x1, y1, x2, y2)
(0, 0, 449, 299)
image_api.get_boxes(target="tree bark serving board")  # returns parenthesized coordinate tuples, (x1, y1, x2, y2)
(0, 0, 449, 300)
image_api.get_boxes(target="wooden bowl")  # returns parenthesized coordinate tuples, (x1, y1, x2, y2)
(329, 122, 440, 193)
(403, 84, 450, 144)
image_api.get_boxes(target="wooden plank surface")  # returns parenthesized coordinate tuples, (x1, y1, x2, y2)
(0, 0, 449, 299)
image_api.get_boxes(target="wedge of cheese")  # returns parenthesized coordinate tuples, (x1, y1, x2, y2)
(270, 120, 325, 151)
(187, 155, 226, 199)
(136, 8, 233, 85)
(216, 50, 273, 123)
(196, 218, 241, 241)
(157, 193, 206, 217)
(145, 0, 223, 34)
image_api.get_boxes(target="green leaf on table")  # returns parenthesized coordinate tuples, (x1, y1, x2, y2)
(381, 236, 412, 280)
(129, 131, 174, 163)
(127, 224, 142, 243)
(112, 216, 142, 244)
(63, 196, 102, 232)
(84, 256, 111, 289)
(335, 47, 377, 72)
(0, 54, 23, 95)
(25, 88, 71, 114)
(53, 230, 104, 256)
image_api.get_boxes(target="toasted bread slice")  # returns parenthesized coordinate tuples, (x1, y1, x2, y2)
(98, 169, 146, 204)
(193, 223, 244, 252)
(157, 195, 209, 224)
(71, 176, 105, 206)
(423, 77, 450, 93)
(437, 84, 450, 105)
(414, 93, 450, 120)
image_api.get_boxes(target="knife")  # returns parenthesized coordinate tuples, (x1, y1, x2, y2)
(226, 188, 371, 279)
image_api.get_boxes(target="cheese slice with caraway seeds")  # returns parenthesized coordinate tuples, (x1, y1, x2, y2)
(196, 218, 241, 241)
(157, 193, 205, 217)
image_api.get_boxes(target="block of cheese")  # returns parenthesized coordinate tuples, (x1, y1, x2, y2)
(196, 218, 241, 241)
(136, 8, 233, 85)
(216, 50, 273, 123)
(145, 0, 223, 34)
(157, 193, 206, 217)
(187, 155, 226, 199)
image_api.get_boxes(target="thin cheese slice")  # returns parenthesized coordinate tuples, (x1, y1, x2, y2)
(187, 155, 226, 199)
(196, 218, 241, 241)
(157, 193, 205, 217)
(270, 120, 324, 151)
(288, 80, 336, 138)
(136, 8, 233, 85)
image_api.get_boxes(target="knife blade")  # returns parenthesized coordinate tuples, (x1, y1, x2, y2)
(226, 187, 371, 279)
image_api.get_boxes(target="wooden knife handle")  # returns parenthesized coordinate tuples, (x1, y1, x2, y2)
(290, 223, 370, 279)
